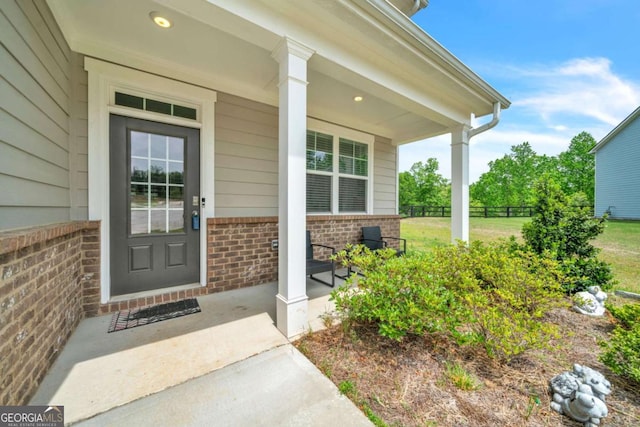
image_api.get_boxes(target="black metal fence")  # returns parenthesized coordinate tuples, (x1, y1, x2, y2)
(400, 206, 534, 218)
(400, 205, 594, 218)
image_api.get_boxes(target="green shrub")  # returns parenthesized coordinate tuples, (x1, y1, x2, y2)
(599, 303, 640, 383)
(332, 241, 565, 362)
(331, 246, 465, 340)
(522, 177, 614, 293)
(431, 241, 565, 361)
(607, 303, 640, 329)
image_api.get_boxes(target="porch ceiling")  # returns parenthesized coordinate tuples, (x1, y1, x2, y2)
(48, 0, 509, 144)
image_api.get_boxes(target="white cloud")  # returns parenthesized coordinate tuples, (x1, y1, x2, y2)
(512, 57, 640, 126)
(399, 57, 640, 183)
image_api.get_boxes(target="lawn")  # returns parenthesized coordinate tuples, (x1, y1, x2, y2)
(401, 217, 640, 294)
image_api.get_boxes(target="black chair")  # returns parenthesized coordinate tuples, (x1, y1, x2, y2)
(361, 226, 406, 256)
(306, 230, 336, 287)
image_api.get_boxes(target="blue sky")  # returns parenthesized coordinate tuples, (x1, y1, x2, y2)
(399, 0, 640, 182)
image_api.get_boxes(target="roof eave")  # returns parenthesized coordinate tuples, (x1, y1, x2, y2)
(590, 106, 640, 153)
(358, 0, 511, 113)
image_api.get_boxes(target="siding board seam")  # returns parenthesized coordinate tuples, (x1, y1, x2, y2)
(17, 0, 70, 78)
(0, 171, 69, 190)
(0, 104, 70, 155)
(0, 7, 70, 113)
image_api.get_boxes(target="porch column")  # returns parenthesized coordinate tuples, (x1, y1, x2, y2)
(451, 125, 470, 243)
(271, 37, 314, 338)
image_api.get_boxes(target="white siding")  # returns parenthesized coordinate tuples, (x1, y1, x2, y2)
(214, 93, 279, 217)
(595, 116, 640, 219)
(373, 136, 398, 214)
(0, 0, 73, 229)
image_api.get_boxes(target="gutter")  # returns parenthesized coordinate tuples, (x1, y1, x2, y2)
(362, 0, 511, 110)
(410, 0, 428, 15)
(469, 102, 501, 138)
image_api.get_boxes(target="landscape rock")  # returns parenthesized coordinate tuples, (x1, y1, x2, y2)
(550, 364, 611, 427)
(573, 286, 607, 316)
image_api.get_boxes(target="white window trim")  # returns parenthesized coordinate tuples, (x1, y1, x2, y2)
(85, 58, 217, 304)
(306, 118, 374, 215)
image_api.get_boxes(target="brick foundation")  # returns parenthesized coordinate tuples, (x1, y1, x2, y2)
(306, 215, 402, 254)
(0, 215, 400, 404)
(206, 217, 279, 292)
(205, 215, 401, 291)
(0, 221, 100, 405)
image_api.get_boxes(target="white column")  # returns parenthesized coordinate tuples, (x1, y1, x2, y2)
(450, 125, 470, 243)
(271, 38, 314, 338)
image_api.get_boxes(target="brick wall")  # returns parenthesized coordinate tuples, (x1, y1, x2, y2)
(205, 215, 401, 291)
(0, 221, 100, 405)
(307, 215, 402, 257)
(206, 217, 279, 292)
(0, 215, 400, 404)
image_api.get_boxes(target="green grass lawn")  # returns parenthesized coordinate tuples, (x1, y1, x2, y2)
(401, 217, 639, 294)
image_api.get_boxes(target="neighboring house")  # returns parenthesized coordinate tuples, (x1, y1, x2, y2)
(0, 0, 509, 405)
(591, 106, 640, 220)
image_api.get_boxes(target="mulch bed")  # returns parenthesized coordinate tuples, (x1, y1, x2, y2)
(296, 304, 640, 426)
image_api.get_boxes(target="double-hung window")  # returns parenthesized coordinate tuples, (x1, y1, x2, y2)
(306, 121, 372, 214)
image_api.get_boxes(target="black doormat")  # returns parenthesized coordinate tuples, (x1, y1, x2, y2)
(108, 298, 201, 333)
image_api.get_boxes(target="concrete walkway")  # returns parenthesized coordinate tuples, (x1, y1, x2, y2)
(30, 275, 372, 426)
(75, 344, 371, 427)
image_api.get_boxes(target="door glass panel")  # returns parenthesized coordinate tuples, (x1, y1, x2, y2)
(168, 162, 183, 184)
(168, 186, 183, 207)
(150, 210, 165, 233)
(150, 160, 166, 183)
(150, 134, 166, 158)
(129, 130, 185, 234)
(131, 131, 148, 157)
(131, 159, 148, 182)
(131, 211, 148, 235)
(150, 185, 167, 207)
(131, 184, 148, 208)
(168, 137, 184, 161)
(168, 211, 184, 233)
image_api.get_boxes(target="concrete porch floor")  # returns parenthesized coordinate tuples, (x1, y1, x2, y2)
(29, 271, 370, 426)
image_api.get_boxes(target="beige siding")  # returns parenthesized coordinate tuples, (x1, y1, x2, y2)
(69, 53, 89, 219)
(213, 92, 398, 217)
(373, 136, 397, 214)
(215, 92, 279, 217)
(0, 0, 72, 230)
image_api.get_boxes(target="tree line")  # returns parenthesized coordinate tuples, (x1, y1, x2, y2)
(400, 131, 596, 207)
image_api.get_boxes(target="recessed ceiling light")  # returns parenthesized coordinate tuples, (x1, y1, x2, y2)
(150, 11, 172, 28)
(354, 96, 364, 102)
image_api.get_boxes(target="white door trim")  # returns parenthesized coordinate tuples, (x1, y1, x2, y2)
(85, 58, 217, 303)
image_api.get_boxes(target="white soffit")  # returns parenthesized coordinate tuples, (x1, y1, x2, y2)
(47, 0, 507, 143)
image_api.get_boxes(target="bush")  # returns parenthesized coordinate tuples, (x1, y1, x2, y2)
(331, 246, 465, 340)
(331, 241, 565, 362)
(522, 177, 614, 293)
(607, 303, 640, 329)
(599, 303, 640, 383)
(430, 241, 565, 361)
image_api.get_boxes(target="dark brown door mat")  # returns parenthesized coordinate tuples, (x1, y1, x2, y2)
(108, 298, 201, 333)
